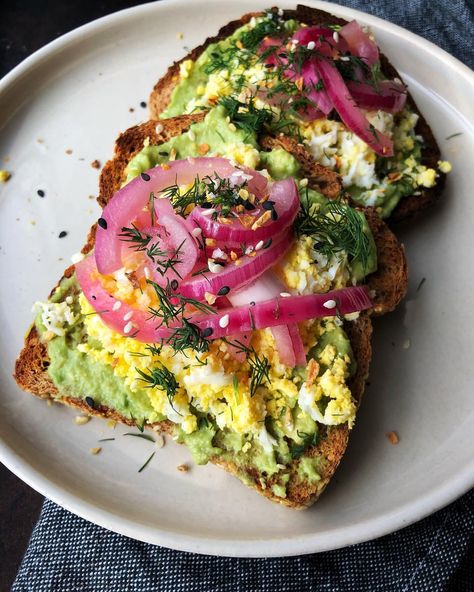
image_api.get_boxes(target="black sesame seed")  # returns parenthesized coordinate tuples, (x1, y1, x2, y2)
(217, 286, 230, 296)
(262, 201, 274, 211)
(250, 301, 255, 306)
(91, 295, 97, 300)
(170, 279, 179, 291)
(37, 189, 45, 198)
(271, 209, 278, 221)
(201, 327, 213, 338)
(140, 172, 151, 182)
(58, 231, 68, 238)
(263, 238, 273, 249)
(201, 202, 212, 209)
(159, 151, 169, 157)
(85, 396, 96, 409)
(98, 217, 107, 229)
(244, 201, 256, 211)
(140, 101, 147, 108)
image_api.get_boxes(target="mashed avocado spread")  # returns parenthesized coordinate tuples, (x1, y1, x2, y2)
(126, 106, 300, 183)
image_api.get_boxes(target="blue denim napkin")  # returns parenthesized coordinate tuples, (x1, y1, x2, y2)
(12, 1, 474, 590)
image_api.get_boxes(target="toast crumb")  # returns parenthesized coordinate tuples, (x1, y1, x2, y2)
(91, 159, 101, 169)
(90, 447, 102, 455)
(65, 149, 73, 155)
(177, 463, 189, 472)
(0, 169, 11, 182)
(155, 434, 165, 449)
(386, 431, 399, 445)
(75, 415, 91, 425)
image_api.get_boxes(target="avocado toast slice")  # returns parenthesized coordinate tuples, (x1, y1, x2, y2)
(149, 4, 448, 223)
(14, 113, 407, 509)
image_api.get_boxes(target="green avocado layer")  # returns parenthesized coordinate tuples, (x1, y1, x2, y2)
(126, 106, 300, 183)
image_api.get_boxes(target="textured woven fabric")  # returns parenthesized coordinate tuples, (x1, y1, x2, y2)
(12, 1, 474, 590)
(11, 491, 474, 591)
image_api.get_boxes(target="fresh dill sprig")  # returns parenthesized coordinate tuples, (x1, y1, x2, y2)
(136, 363, 180, 411)
(118, 225, 185, 279)
(166, 319, 210, 355)
(160, 173, 249, 219)
(123, 432, 155, 443)
(138, 451, 156, 473)
(147, 279, 215, 327)
(222, 338, 271, 396)
(295, 194, 372, 270)
(118, 224, 151, 251)
(289, 430, 321, 459)
(248, 350, 271, 396)
(219, 95, 298, 138)
(160, 176, 207, 215)
(203, 10, 286, 75)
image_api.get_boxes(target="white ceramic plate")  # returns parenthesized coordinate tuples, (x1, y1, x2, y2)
(0, 0, 473, 557)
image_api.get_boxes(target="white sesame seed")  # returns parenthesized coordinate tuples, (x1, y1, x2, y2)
(212, 248, 227, 260)
(307, 41, 316, 50)
(340, 56, 350, 62)
(255, 240, 264, 251)
(278, 8, 284, 16)
(155, 123, 164, 134)
(188, 130, 195, 141)
(112, 300, 122, 311)
(191, 227, 202, 237)
(323, 299, 337, 309)
(70, 252, 85, 264)
(65, 296, 73, 304)
(300, 178, 308, 187)
(228, 123, 237, 132)
(332, 31, 339, 43)
(219, 314, 230, 328)
(123, 311, 134, 321)
(244, 246, 254, 256)
(280, 292, 291, 298)
(208, 259, 224, 274)
(123, 321, 133, 334)
(201, 208, 216, 217)
(143, 266, 151, 279)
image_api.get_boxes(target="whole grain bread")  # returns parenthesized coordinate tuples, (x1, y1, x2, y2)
(14, 114, 406, 509)
(148, 4, 444, 224)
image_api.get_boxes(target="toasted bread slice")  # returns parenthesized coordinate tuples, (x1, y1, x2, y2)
(149, 5, 444, 224)
(14, 115, 406, 508)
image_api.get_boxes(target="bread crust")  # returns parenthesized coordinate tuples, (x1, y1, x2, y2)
(149, 4, 444, 223)
(14, 112, 406, 509)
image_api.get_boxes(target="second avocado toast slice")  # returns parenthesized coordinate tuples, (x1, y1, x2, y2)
(15, 111, 407, 508)
(149, 4, 448, 223)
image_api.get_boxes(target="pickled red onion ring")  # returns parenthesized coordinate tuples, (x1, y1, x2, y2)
(76, 254, 372, 344)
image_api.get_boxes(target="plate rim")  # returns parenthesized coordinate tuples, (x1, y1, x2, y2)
(1, 0, 473, 557)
